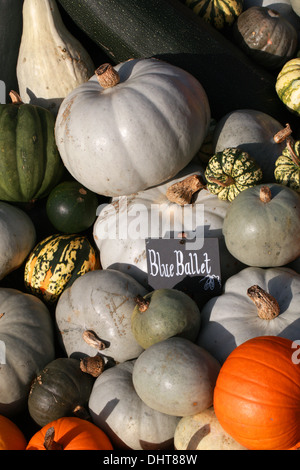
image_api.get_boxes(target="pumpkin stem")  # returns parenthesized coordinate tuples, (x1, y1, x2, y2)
(9, 90, 23, 105)
(259, 186, 272, 203)
(72, 405, 92, 421)
(134, 294, 150, 312)
(166, 174, 206, 206)
(80, 355, 105, 377)
(43, 427, 63, 450)
(82, 330, 107, 351)
(95, 63, 120, 89)
(273, 123, 293, 144)
(247, 285, 280, 320)
(206, 174, 235, 187)
(286, 137, 300, 166)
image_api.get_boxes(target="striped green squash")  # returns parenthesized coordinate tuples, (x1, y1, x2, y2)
(205, 147, 263, 202)
(274, 138, 300, 192)
(0, 92, 64, 202)
(24, 233, 100, 304)
(185, 0, 243, 29)
(276, 58, 300, 117)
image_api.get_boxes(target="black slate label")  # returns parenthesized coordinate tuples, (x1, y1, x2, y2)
(145, 237, 222, 302)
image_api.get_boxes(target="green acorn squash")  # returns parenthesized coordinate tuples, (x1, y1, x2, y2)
(205, 147, 263, 202)
(0, 92, 64, 202)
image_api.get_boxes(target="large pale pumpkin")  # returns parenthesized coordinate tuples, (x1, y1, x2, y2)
(214, 336, 300, 450)
(197, 266, 300, 364)
(222, 183, 300, 267)
(0, 288, 55, 416)
(0, 202, 36, 280)
(55, 58, 210, 197)
(55, 269, 148, 364)
(94, 163, 245, 300)
(132, 337, 220, 417)
(89, 360, 180, 450)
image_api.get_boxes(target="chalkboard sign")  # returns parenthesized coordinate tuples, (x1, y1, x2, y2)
(146, 237, 222, 308)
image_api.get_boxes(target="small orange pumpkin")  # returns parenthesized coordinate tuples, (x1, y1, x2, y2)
(214, 336, 300, 450)
(0, 415, 27, 450)
(26, 417, 113, 450)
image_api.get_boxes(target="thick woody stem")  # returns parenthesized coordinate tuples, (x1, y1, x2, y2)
(247, 285, 280, 320)
(166, 174, 206, 206)
(95, 63, 120, 88)
(259, 186, 272, 203)
(80, 355, 105, 377)
(134, 294, 150, 312)
(273, 123, 293, 143)
(82, 330, 106, 351)
(43, 427, 63, 450)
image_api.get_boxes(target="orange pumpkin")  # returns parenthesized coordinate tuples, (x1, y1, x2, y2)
(26, 417, 113, 450)
(0, 415, 27, 450)
(213, 336, 300, 450)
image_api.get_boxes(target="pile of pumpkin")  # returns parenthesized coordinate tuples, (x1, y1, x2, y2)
(1, 0, 300, 452)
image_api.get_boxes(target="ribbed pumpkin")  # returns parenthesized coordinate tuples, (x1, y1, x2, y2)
(28, 357, 95, 427)
(26, 416, 113, 450)
(214, 336, 300, 450)
(24, 233, 100, 304)
(274, 136, 300, 191)
(185, 0, 243, 29)
(276, 58, 300, 116)
(233, 6, 298, 70)
(205, 147, 263, 202)
(0, 92, 64, 202)
(0, 415, 27, 450)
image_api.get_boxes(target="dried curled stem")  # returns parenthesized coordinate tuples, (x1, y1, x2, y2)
(166, 174, 206, 206)
(82, 330, 107, 351)
(207, 174, 235, 187)
(247, 285, 280, 320)
(134, 294, 150, 312)
(43, 427, 63, 450)
(95, 63, 120, 88)
(80, 355, 105, 378)
(286, 137, 300, 166)
(273, 123, 293, 143)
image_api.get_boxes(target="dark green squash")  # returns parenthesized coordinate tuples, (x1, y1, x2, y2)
(57, 0, 296, 126)
(24, 233, 100, 304)
(28, 357, 95, 427)
(46, 181, 99, 233)
(0, 0, 24, 102)
(0, 92, 64, 202)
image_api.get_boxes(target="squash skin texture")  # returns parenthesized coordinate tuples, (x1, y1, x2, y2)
(276, 58, 300, 116)
(0, 415, 27, 450)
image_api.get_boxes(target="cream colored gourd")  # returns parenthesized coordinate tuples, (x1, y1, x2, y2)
(17, 0, 94, 115)
(174, 407, 247, 450)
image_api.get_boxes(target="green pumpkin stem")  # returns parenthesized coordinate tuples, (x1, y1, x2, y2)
(166, 174, 206, 206)
(95, 63, 120, 88)
(43, 427, 63, 450)
(247, 285, 280, 320)
(134, 294, 150, 312)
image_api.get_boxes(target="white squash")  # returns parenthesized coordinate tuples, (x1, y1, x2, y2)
(55, 58, 211, 196)
(0, 202, 36, 280)
(17, 0, 94, 115)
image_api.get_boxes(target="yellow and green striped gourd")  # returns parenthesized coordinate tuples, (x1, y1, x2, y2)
(185, 0, 243, 29)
